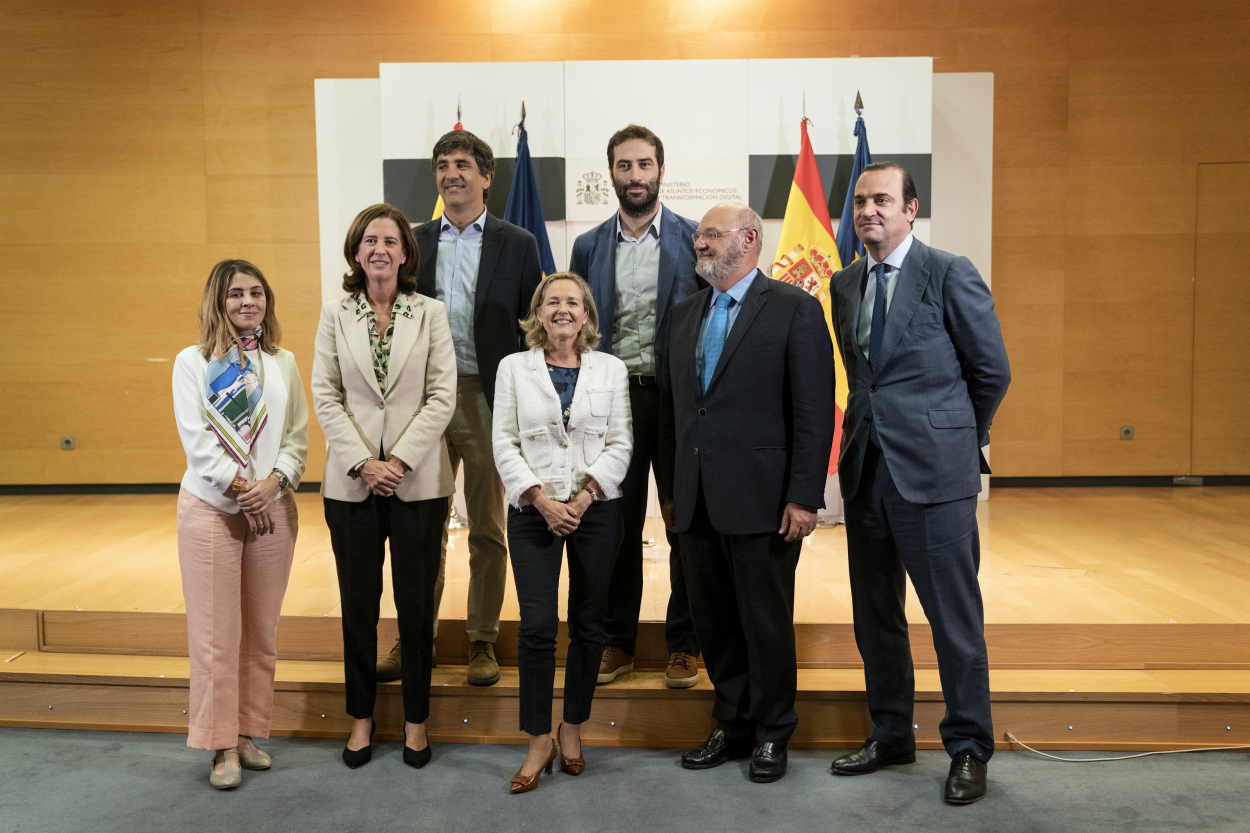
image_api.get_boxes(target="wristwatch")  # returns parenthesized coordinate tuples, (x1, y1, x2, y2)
(271, 469, 291, 492)
(584, 483, 605, 502)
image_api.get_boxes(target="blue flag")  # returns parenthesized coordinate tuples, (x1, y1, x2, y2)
(836, 115, 873, 267)
(504, 123, 556, 275)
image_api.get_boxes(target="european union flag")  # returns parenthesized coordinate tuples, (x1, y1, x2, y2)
(504, 120, 557, 275)
(836, 113, 873, 267)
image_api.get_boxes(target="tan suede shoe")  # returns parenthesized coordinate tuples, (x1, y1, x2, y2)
(376, 639, 403, 683)
(467, 640, 500, 686)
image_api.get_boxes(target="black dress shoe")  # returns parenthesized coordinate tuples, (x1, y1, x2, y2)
(342, 720, 376, 769)
(403, 742, 432, 769)
(748, 742, 788, 783)
(944, 752, 987, 805)
(830, 739, 917, 775)
(680, 728, 752, 770)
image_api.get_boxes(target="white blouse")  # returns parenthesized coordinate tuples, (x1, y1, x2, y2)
(172, 345, 309, 512)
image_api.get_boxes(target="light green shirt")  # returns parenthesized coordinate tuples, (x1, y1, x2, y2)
(612, 210, 662, 374)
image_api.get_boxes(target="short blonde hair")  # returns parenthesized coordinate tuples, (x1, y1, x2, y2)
(520, 272, 601, 353)
(198, 259, 281, 360)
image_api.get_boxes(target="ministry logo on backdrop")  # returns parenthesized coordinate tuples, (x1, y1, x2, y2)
(574, 171, 612, 206)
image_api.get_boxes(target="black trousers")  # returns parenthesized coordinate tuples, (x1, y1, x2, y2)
(605, 377, 698, 656)
(325, 494, 447, 724)
(680, 485, 800, 744)
(508, 499, 620, 736)
(844, 442, 994, 760)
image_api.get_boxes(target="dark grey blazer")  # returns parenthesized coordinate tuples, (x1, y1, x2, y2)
(414, 213, 542, 410)
(830, 237, 1011, 505)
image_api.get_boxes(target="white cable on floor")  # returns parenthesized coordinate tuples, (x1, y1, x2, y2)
(1004, 731, 1250, 762)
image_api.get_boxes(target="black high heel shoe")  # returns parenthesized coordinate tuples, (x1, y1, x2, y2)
(403, 726, 432, 769)
(342, 719, 376, 769)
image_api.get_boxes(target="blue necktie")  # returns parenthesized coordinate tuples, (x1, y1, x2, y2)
(869, 263, 889, 366)
(701, 294, 732, 393)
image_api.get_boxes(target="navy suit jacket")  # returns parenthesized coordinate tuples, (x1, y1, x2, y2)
(414, 213, 542, 410)
(568, 204, 702, 370)
(829, 238, 1011, 505)
(658, 270, 835, 535)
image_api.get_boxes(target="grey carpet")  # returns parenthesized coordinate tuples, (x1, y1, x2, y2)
(0, 728, 1245, 833)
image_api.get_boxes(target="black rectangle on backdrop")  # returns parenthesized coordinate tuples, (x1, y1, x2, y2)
(748, 154, 932, 221)
(383, 157, 567, 223)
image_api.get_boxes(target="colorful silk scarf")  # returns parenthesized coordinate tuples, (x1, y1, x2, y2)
(204, 332, 268, 469)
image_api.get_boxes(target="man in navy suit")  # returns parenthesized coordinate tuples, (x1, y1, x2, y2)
(569, 125, 704, 689)
(659, 203, 834, 783)
(828, 162, 1010, 805)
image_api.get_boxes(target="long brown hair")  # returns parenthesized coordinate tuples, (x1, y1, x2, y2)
(342, 203, 420, 295)
(198, 259, 281, 360)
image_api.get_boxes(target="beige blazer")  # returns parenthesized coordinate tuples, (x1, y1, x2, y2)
(492, 347, 632, 508)
(312, 290, 456, 502)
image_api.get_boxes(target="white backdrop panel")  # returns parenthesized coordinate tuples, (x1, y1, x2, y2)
(379, 62, 566, 160)
(314, 78, 383, 309)
(563, 59, 751, 222)
(746, 58, 932, 155)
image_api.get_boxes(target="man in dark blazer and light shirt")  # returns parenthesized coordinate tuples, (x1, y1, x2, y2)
(659, 202, 834, 783)
(828, 162, 1010, 805)
(378, 129, 542, 687)
(569, 124, 704, 689)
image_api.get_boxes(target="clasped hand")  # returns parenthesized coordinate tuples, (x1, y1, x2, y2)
(535, 490, 592, 537)
(237, 475, 282, 536)
(359, 458, 408, 497)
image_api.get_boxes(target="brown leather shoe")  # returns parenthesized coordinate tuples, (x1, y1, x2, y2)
(510, 739, 556, 794)
(596, 647, 634, 684)
(557, 723, 585, 775)
(467, 640, 500, 686)
(664, 651, 699, 689)
(376, 639, 402, 683)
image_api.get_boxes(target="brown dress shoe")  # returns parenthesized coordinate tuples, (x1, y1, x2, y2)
(596, 647, 634, 684)
(664, 652, 699, 688)
(376, 639, 402, 683)
(467, 640, 500, 686)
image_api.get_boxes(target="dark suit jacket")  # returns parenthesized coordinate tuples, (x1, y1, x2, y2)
(569, 204, 703, 372)
(829, 237, 1011, 505)
(414, 213, 542, 409)
(658, 269, 835, 535)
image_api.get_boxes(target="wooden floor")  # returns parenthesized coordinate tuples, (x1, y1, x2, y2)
(2, 486, 1248, 625)
(4, 486, 1250, 749)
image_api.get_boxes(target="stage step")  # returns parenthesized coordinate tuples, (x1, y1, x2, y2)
(6, 609, 1250, 670)
(3, 649, 1248, 751)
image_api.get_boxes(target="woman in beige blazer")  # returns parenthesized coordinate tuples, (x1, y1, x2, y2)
(312, 203, 456, 771)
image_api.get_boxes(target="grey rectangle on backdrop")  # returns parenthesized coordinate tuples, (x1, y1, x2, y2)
(383, 157, 567, 223)
(748, 154, 932, 220)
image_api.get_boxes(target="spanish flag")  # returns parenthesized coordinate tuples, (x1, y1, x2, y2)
(769, 118, 847, 474)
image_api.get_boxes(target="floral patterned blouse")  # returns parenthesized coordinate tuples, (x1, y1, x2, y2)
(354, 293, 416, 393)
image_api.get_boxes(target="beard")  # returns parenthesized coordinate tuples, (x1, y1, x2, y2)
(695, 245, 744, 285)
(614, 177, 661, 218)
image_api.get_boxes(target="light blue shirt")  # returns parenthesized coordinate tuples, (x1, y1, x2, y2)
(696, 269, 759, 382)
(858, 233, 914, 359)
(436, 208, 487, 375)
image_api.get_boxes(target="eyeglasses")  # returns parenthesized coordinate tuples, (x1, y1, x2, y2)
(691, 227, 747, 242)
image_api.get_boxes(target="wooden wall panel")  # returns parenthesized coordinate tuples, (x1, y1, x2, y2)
(2, 1, 1250, 482)
(1193, 163, 1250, 473)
